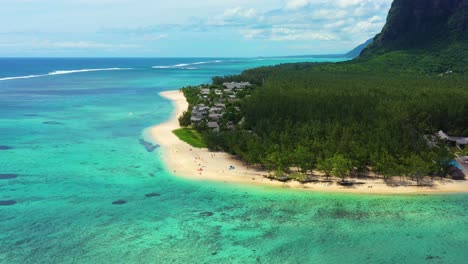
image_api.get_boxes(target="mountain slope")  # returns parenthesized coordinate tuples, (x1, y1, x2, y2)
(363, 0, 468, 54)
(356, 0, 468, 73)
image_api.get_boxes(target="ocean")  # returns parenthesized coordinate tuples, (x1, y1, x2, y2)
(0, 58, 467, 263)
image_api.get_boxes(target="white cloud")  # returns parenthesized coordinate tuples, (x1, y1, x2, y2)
(342, 15, 385, 35)
(284, 0, 391, 10)
(311, 9, 348, 20)
(130, 33, 168, 41)
(324, 19, 354, 29)
(284, 0, 363, 10)
(284, 0, 310, 10)
(243, 27, 339, 41)
(0, 0, 394, 55)
(222, 7, 257, 19)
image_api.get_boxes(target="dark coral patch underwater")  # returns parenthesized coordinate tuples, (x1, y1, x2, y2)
(0, 174, 18, 180)
(0, 200, 16, 206)
(112, 200, 127, 205)
(42, 121, 64, 125)
(0, 146, 14, 150)
(145, 193, 161, 198)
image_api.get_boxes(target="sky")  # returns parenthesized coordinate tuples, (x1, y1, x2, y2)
(0, 0, 393, 57)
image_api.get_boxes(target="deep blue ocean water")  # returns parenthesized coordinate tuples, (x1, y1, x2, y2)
(0, 58, 467, 263)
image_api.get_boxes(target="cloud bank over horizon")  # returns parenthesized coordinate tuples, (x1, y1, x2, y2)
(0, 0, 392, 57)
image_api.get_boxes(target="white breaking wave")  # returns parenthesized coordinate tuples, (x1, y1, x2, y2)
(173, 63, 190, 67)
(152, 66, 173, 69)
(152, 60, 223, 69)
(192, 61, 209, 65)
(193, 60, 222, 65)
(0, 74, 44, 81)
(48, 68, 132, 75)
(0, 68, 132, 82)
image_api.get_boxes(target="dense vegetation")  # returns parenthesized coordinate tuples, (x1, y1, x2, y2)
(204, 71, 467, 182)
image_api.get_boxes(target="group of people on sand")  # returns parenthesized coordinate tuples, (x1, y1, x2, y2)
(189, 150, 236, 175)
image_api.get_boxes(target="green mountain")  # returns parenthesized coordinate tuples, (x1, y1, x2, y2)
(356, 0, 468, 73)
(363, 0, 467, 53)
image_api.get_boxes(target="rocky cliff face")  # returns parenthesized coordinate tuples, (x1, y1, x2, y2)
(363, 0, 468, 54)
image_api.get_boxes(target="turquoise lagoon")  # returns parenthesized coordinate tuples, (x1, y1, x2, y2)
(0, 58, 467, 263)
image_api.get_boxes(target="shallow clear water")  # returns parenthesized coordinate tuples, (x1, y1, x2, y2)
(0, 58, 467, 263)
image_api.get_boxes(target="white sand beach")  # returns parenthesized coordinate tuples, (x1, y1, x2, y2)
(148, 90, 468, 194)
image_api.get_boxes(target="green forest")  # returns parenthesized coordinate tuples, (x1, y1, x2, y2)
(196, 67, 468, 182)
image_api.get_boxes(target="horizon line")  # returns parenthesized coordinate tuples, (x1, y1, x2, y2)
(0, 54, 351, 59)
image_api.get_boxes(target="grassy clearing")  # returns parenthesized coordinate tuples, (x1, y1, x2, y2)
(172, 128, 207, 148)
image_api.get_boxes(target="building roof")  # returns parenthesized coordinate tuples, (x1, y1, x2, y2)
(437, 130, 468, 145)
(437, 131, 449, 140)
(191, 116, 203, 122)
(209, 107, 223, 113)
(208, 114, 222, 121)
(207, 122, 219, 128)
(455, 138, 468, 145)
(223, 82, 251, 89)
(194, 105, 209, 111)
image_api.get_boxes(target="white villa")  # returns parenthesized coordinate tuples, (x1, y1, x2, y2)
(437, 130, 468, 149)
(223, 82, 251, 90)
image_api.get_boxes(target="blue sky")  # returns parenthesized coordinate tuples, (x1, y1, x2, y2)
(0, 0, 393, 57)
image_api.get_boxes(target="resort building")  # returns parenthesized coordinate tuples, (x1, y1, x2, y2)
(223, 82, 252, 90)
(208, 113, 222, 121)
(226, 121, 235, 130)
(209, 107, 224, 114)
(214, 103, 226, 109)
(192, 105, 209, 117)
(207, 122, 220, 131)
(437, 130, 468, 149)
(188, 82, 249, 132)
(190, 116, 203, 123)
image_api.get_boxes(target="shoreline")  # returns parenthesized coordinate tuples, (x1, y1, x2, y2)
(148, 90, 468, 195)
